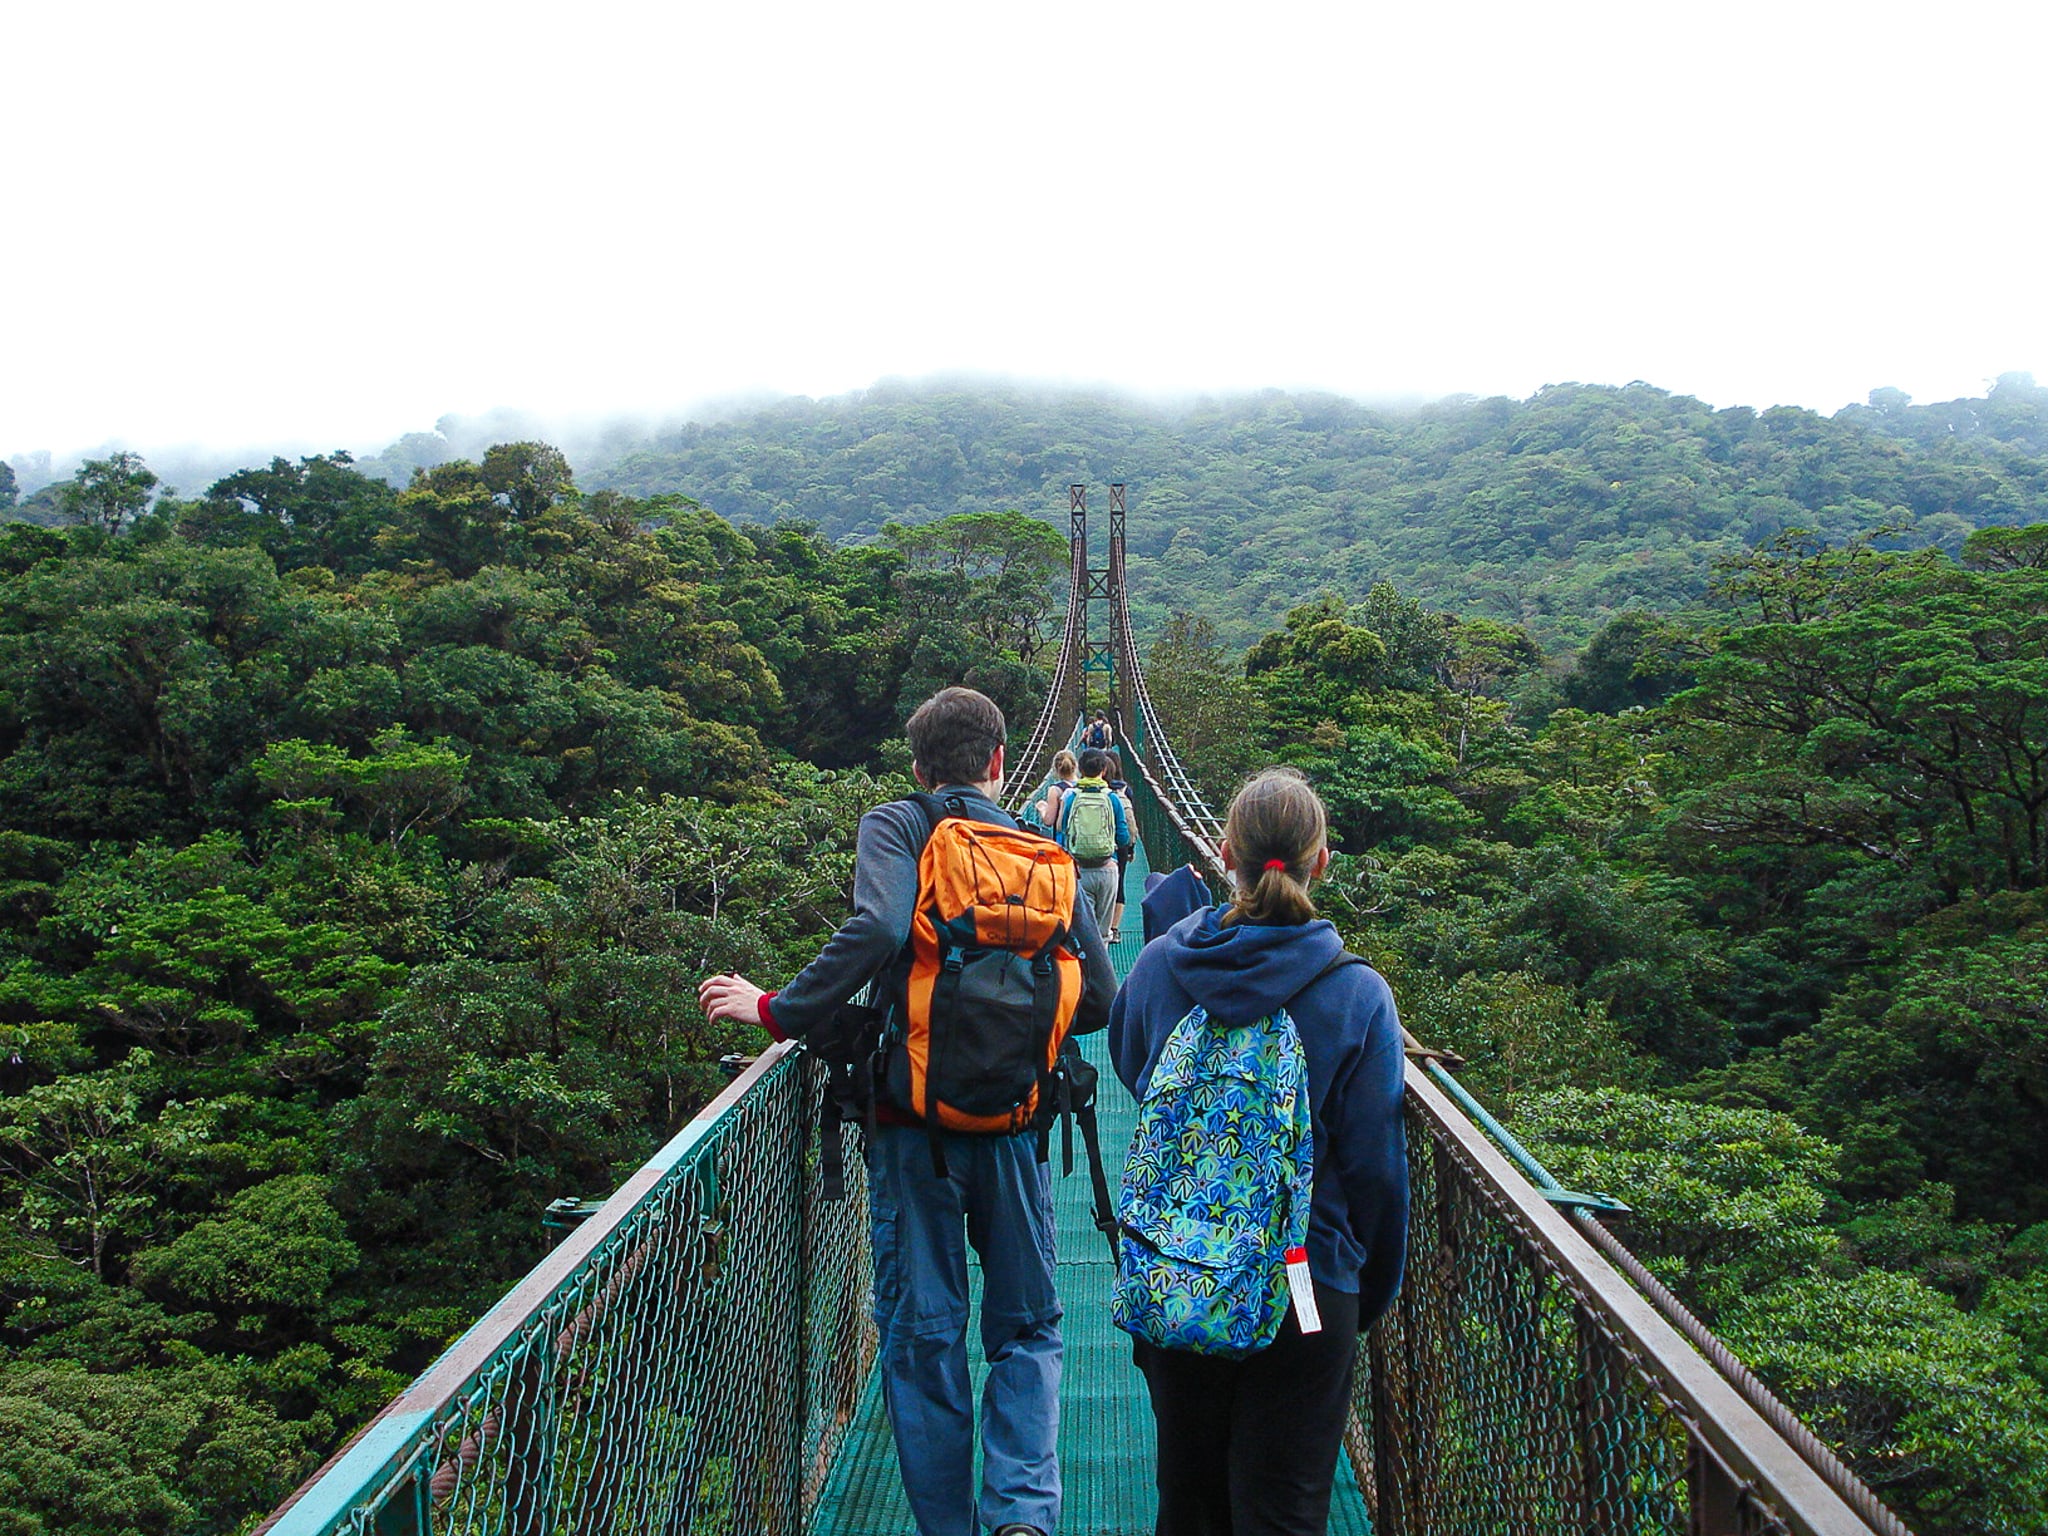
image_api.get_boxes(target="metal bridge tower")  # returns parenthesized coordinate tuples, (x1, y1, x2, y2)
(1071, 482, 1125, 721)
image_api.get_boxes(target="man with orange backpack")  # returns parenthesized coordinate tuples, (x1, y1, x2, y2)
(699, 687, 1116, 1536)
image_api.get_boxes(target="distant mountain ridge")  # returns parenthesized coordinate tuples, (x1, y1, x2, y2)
(573, 374, 2048, 646)
(14, 374, 2046, 648)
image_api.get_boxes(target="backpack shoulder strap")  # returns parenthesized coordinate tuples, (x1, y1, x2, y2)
(1318, 951, 1368, 980)
(890, 790, 957, 972)
(904, 791, 948, 838)
(1287, 950, 1366, 1009)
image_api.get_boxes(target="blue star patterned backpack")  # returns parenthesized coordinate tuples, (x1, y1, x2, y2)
(1112, 955, 1360, 1358)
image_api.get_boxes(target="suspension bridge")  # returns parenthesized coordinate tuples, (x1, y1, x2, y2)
(259, 488, 1911, 1536)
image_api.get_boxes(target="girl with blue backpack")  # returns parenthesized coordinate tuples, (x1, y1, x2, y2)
(1107, 769, 1409, 1536)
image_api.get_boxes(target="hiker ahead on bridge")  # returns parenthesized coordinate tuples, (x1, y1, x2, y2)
(699, 687, 1117, 1536)
(1108, 768, 1409, 1535)
(1055, 747, 1133, 946)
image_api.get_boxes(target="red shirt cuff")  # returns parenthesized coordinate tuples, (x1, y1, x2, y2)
(757, 991, 788, 1042)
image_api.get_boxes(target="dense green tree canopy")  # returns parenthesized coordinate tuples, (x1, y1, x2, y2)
(58, 453, 158, 536)
(541, 378, 2048, 649)
(1226, 518, 2048, 1536)
(1, 402, 2043, 1534)
(0, 447, 1083, 1532)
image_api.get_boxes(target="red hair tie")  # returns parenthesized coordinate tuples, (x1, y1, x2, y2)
(1263, 859, 1287, 872)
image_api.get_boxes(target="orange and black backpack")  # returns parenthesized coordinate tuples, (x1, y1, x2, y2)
(810, 791, 1117, 1251)
(880, 791, 1085, 1135)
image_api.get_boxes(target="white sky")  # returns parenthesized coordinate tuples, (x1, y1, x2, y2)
(5, 0, 2045, 462)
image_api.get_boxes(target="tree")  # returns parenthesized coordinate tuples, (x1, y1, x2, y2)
(1245, 595, 1389, 733)
(58, 452, 158, 535)
(1561, 611, 1696, 713)
(1503, 707, 1665, 853)
(0, 541, 292, 838)
(1724, 922, 2048, 1222)
(885, 510, 1068, 663)
(1513, 1087, 1839, 1312)
(1441, 615, 1541, 764)
(1418, 845, 1728, 1072)
(256, 731, 469, 846)
(0, 1358, 315, 1536)
(1309, 723, 1472, 850)
(340, 768, 873, 1288)
(187, 453, 399, 572)
(1355, 581, 1452, 689)
(1443, 615, 1540, 697)
(1722, 1271, 2048, 1536)
(479, 441, 573, 521)
(879, 511, 1066, 730)
(0, 1054, 212, 1279)
(36, 878, 406, 1061)
(1979, 1225, 2048, 1390)
(1143, 612, 1259, 806)
(399, 459, 495, 573)
(0, 460, 16, 510)
(1960, 522, 2048, 571)
(1394, 969, 1654, 1109)
(1679, 546, 2048, 890)
(128, 1174, 357, 1321)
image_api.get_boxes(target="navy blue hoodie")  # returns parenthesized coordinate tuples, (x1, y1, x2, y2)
(1108, 906, 1408, 1324)
(1140, 863, 1212, 944)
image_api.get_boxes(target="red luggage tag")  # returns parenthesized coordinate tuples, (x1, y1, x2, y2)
(1285, 1245, 1322, 1334)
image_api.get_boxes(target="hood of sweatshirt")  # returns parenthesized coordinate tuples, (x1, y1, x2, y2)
(1162, 906, 1346, 1026)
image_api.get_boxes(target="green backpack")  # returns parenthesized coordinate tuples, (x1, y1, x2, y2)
(1063, 780, 1118, 862)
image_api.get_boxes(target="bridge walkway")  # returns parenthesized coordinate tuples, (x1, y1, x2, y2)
(813, 834, 1372, 1535)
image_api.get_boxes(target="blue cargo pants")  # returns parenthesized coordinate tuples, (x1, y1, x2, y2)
(867, 1122, 1063, 1536)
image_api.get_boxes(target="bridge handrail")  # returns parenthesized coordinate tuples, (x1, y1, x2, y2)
(1004, 524, 1089, 814)
(1375, 1063, 1885, 1536)
(260, 1042, 873, 1536)
(1118, 732, 1227, 889)
(1105, 520, 1226, 846)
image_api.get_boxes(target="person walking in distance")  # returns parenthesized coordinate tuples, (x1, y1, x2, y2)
(1057, 747, 1132, 947)
(1108, 768, 1408, 1536)
(700, 687, 1117, 1536)
(1103, 751, 1136, 945)
(1039, 748, 1079, 831)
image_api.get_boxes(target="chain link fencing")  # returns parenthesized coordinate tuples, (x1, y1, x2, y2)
(266, 742, 1896, 1536)
(1361, 1086, 1795, 1536)
(261, 1043, 873, 1536)
(1117, 737, 1227, 894)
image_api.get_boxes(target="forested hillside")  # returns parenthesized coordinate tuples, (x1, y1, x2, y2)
(2, 394, 2046, 1534)
(573, 373, 2048, 647)
(1151, 532, 2048, 1535)
(17, 374, 2047, 652)
(0, 455, 1067, 1533)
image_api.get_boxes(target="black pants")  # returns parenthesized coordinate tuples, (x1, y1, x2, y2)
(1133, 1282, 1361, 1536)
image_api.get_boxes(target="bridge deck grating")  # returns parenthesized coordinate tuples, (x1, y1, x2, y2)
(812, 837, 1372, 1534)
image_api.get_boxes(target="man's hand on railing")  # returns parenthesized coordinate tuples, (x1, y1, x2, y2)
(699, 972, 768, 1027)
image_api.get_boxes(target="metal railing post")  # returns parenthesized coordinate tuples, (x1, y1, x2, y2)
(1690, 1440, 1750, 1536)
(368, 1477, 425, 1536)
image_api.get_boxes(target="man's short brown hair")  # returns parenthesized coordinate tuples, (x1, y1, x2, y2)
(906, 687, 1007, 787)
